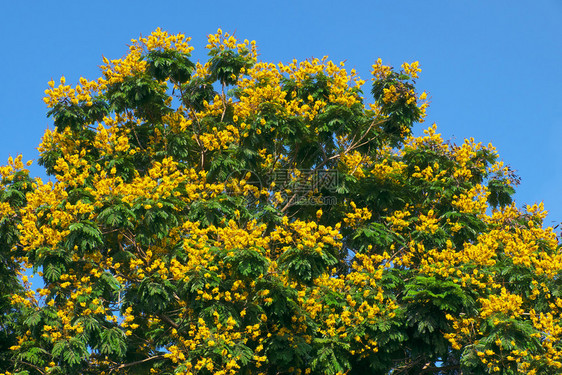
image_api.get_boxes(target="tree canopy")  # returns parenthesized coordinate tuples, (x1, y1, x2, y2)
(1, 28, 561, 375)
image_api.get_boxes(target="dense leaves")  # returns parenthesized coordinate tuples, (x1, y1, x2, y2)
(1, 28, 561, 375)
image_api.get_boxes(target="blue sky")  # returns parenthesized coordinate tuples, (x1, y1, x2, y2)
(1, 0, 560, 228)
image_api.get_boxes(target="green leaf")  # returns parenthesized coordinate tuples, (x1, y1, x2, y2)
(100, 327, 127, 357)
(66, 221, 103, 253)
(145, 49, 195, 83)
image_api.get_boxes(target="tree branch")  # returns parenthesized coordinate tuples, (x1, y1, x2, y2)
(158, 313, 179, 329)
(112, 354, 166, 371)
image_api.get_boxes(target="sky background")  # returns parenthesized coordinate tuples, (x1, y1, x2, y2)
(1, 0, 560, 228)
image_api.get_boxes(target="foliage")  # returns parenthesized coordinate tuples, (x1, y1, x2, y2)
(1, 28, 561, 375)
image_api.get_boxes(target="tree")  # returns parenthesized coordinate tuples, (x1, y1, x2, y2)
(1, 28, 561, 375)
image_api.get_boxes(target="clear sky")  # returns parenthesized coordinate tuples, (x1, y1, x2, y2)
(1, 0, 560, 228)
